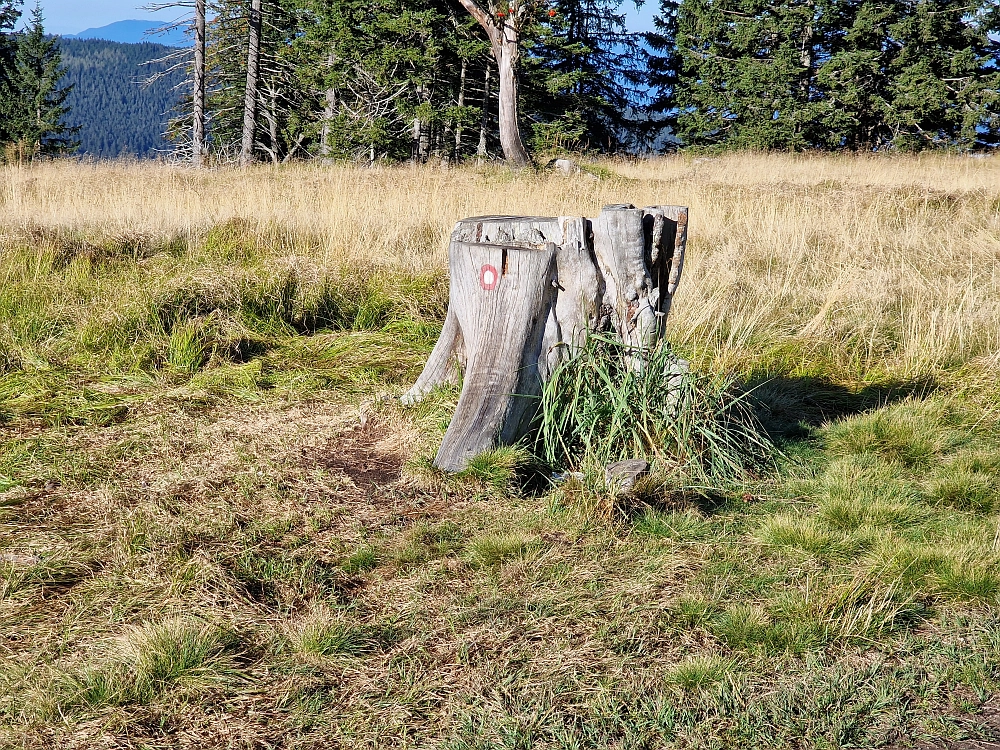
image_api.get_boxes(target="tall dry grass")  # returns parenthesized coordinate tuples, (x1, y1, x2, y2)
(1, 153, 999, 383)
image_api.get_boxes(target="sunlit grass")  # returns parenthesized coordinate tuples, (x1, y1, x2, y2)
(2, 155, 1000, 748)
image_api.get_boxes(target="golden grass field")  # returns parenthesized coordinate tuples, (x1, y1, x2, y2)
(6, 153, 1000, 379)
(2, 153, 1000, 748)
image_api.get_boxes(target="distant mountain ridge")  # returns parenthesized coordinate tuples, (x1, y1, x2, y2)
(64, 19, 189, 48)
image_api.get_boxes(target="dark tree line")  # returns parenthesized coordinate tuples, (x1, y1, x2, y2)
(161, 0, 644, 164)
(170, 0, 998, 163)
(1, 0, 999, 163)
(59, 39, 187, 158)
(648, 0, 1000, 150)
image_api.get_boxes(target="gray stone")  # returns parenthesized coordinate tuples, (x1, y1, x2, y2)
(553, 158, 578, 175)
(605, 459, 650, 491)
(0, 552, 41, 567)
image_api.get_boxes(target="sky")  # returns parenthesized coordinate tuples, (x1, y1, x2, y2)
(38, 0, 180, 35)
(37, 0, 655, 36)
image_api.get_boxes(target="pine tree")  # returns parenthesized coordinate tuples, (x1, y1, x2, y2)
(522, 0, 646, 152)
(649, 0, 1000, 150)
(654, 0, 832, 149)
(0, 0, 22, 146)
(8, 2, 77, 156)
(816, 0, 1000, 149)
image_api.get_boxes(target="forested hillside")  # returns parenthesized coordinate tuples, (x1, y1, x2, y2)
(58, 38, 185, 158)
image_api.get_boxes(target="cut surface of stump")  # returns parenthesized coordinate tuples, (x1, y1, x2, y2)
(404, 205, 689, 471)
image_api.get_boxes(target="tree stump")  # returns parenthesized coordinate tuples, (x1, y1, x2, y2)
(404, 204, 689, 471)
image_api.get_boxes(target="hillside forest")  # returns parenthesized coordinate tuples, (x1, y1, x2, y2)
(59, 39, 186, 158)
(0, 0, 999, 162)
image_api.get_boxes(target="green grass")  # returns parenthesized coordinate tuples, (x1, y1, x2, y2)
(538, 334, 774, 483)
(5, 220, 1000, 748)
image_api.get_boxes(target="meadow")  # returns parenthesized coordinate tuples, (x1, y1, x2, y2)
(2, 153, 1000, 748)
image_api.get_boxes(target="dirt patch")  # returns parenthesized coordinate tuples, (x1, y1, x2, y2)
(302, 423, 404, 491)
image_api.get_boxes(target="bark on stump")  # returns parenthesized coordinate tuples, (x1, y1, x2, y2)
(404, 204, 689, 471)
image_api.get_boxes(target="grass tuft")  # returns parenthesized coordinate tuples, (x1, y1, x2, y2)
(293, 610, 377, 658)
(465, 531, 542, 569)
(665, 655, 735, 693)
(538, 335, 773, 483)
(65, 618, 239, 710)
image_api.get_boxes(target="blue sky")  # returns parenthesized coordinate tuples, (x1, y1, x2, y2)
(38, 0, 655, 36)
(40, 0, 190, 35)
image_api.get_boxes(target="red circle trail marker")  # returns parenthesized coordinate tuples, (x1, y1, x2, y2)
(480, 264, 499, 290)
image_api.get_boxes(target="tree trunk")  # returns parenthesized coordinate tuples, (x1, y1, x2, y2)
(239, 0, 263, 168)
(403, 205, 689, 471)
(419, 86, 431, 160)
(477, 63, 490, 160)
(267, 84, 280, 164)
(412, 116, 422, 161)
(319, 52, 335, 159)
(492, 24, 531, 168)
(454, 0, 531, 168)
(192, 0, 206, 167)
(454, 57, 467, 159)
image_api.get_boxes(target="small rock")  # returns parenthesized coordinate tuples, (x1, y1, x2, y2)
(552, 158, 579, 175)
(605, 459, 650, 491)
(552, 471, 585, 484)
(0, 552, 41, 567)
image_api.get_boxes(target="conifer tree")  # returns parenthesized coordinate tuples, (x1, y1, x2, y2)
(816, 0, 1000, 149)
(8, 2, 77, 156)
(523, 0, 646, 152)
(0, 0, 22, 146)
(650, 0, 1000, 150)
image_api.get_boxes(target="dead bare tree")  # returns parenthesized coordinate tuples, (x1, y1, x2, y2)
(454, 0, 532, 167)
(142, 1, 206, 163)
(238, 0, 262, 167)
(193, 0, 206, 165)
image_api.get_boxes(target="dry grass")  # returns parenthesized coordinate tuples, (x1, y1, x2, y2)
(3, 153, 1000, 748)
(4, 153, 998, 381)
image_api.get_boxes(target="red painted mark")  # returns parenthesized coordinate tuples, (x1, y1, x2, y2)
(480, 264, 499, 291)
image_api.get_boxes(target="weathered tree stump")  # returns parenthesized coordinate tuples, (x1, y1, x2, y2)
(403, 204, 689, 471)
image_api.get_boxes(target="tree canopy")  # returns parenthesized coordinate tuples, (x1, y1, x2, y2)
(647, 0, 1000, 150)
(1, 0, 998, 161)
(0, 1, 77, 159)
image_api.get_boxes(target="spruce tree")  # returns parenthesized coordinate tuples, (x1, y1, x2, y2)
(523, 0, 646, 152)
(817, 0, 1000, 149)
(0, 0, 22, 146)
(9, 2, 77, 156)
(650, 0, 1000, 150)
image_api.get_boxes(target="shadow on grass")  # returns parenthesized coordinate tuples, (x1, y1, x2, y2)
(748, 374, 939, 442)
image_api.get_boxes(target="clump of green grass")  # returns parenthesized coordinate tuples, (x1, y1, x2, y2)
(66, 618, 239, 710)
(816, 456, 927, 531)
(665, 655, 736, 693)
(342, 544, 379, 574)
(823, 398, 972, 469)
(756, 513, 856, 559)
(933, 562, 1000, 604)
(672, 595, 718, 628)
(293, 610, 377, 658)
(394, 520, 465, 567)
(460, 445, 534, 493)
(537, 335, 773, 483)
(465, 531, 543, 569)
(634, 508, 715, 542)
(820, 569, 922, 643)
(166, 319, 211, 372)
(924, 449, 1000, 512)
